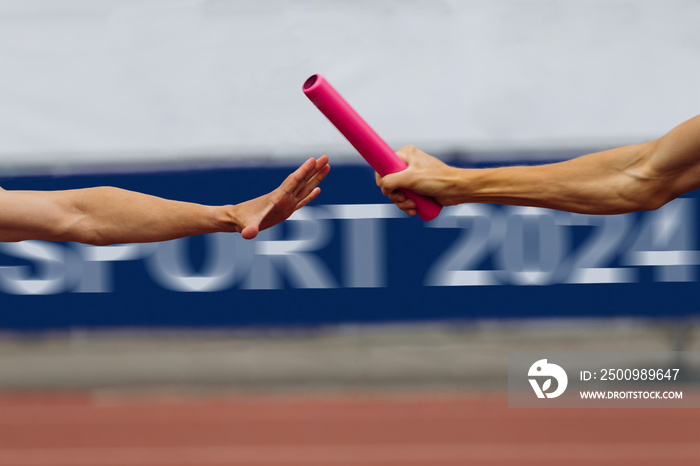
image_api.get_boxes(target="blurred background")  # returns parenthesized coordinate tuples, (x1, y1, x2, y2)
(0, 1, 699, 465)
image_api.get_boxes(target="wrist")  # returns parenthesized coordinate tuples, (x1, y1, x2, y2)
(440, 166, 484, 205)
(212, 205, 242, 233)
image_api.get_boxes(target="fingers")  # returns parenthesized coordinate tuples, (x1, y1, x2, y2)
(296, 163, 330, 201)
(300, 155, 329, 188)
(282, 157, 317, 194)
(392, 192, 416, 213)
(380, 187, 416, 215)
(279, 156, 330, 197)
(281, 156, 330, 213)
(374, 147, 420, 215)
(315, 154, 330, 169)
(295, 187, 322, 210)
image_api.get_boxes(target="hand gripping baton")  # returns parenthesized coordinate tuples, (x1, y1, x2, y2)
(302, 74, 442, 221)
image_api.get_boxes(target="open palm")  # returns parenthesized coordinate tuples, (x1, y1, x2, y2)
(235, 156, 330, 239)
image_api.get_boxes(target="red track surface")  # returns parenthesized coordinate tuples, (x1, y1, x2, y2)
(0, 391, 697, 465)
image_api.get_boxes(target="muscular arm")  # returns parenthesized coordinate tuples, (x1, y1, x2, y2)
(0, 156, 330, 245)
(378, 114, 700, 215)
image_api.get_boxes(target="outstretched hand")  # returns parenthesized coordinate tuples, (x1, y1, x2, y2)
(232, 155, 330, 239)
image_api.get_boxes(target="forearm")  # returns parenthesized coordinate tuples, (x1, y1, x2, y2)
(456, 143, 663, 214)
(68, 187, 239, 245)
(465, 114, 700, 214)
(0, 187, 236, 245)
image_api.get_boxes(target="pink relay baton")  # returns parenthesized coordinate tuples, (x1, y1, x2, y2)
(302, 74, 442, 221)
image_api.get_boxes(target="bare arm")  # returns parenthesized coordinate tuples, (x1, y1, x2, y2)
(378, 114, 700, 215)
(0, 156, 330, 245)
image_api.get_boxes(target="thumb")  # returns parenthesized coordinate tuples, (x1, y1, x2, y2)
(377, 145, 418, 192)
(379, 168, 412, 193)
(395, 146, 412, 164)
(240, 224, 259, 240)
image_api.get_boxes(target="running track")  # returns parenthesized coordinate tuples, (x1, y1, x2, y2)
(0, 391, 698, 465)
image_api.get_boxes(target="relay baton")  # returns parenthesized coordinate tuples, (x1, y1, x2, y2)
(302, 74, 442, 221)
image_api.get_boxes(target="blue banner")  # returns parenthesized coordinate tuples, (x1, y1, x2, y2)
(1, 162, 699, 331)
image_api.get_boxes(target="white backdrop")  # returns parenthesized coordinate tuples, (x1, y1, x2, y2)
(0, 0, 698, 169)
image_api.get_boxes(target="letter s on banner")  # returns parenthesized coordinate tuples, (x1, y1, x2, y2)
(0, 241, 80, 295)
